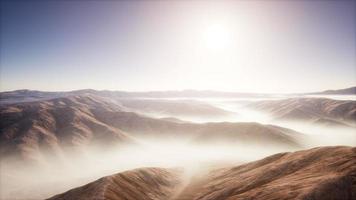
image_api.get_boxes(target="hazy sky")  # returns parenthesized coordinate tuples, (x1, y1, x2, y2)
(1, 0, 355, 93)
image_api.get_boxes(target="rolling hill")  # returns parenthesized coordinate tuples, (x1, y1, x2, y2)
(47, 146, 356, 200)
(1, 95, 302, 164)
(117, 98, 233, 118)
(47, 168, 183, 200)
(248, 98, 356, 126)
(0, 95, 135, 163)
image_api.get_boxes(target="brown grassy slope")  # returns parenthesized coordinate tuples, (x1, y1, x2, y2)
(0, 95, 135, 162)
(195, 146, 356, 200)
(249, 98, 356, 125)
(47, 168, 183, 200)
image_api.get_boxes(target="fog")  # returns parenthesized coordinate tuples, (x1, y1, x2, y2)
(304, 95, 356, 101)
(139, 96, 355, 147)
(209, 98, 356, 145)
(1, 95, 355, 200)
(1, 139, 298, 200)
(2, 126, 354, 199)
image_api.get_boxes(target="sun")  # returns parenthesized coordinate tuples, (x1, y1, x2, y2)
(203, 22, 231, 50)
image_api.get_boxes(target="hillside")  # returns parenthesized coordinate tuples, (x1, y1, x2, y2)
(248, 98, 356, 126)
(0, 95, 302, 163)
(192, 122, 301, 147)
(0, 89, 236, 119)
(117, 99, 233, 118)
(193, 146, 356, 200)
(311, 86, 356, 95)
(0, 95, 135, 163)
(48, 146, 356, 200)
(48, 168, 183, 200)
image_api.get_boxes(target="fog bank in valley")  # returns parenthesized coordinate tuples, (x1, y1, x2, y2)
(1, 138, 299, 200)
(1, 94, 355, 199)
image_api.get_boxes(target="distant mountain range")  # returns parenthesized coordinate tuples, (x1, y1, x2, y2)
(1, 86, 354, 105)
(0, 89, 265, 105)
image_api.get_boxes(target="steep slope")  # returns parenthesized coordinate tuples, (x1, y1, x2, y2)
(48, 168, 183, 200)
(249, 98, 356, 125)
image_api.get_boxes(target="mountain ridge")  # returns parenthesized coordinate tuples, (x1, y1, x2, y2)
(2, 86, 355, 105)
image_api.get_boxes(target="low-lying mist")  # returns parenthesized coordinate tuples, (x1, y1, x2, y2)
(142, 97, 356, 147)
(2, 127, 354, 200)
(1, 138, 298, 200)
(1, 96, 355, 200)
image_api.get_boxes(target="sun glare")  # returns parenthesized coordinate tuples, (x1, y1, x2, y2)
(203, 22, 231, 50)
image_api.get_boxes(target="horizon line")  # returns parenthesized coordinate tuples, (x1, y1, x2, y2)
(1, 86, 355, 95)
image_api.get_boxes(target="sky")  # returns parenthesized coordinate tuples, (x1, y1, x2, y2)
(1, 0, 355, 93)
